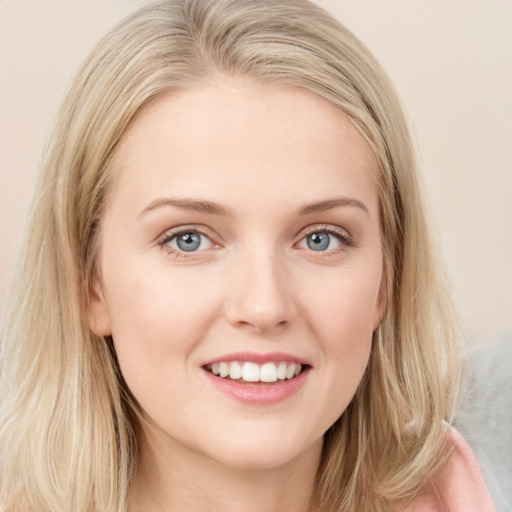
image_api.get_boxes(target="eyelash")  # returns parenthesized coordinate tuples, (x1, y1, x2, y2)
(158, 226, 215, 258)
(158, 224, 354, 258)
(300, 224, 354, 250)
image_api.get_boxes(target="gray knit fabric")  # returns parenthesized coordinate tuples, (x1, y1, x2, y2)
(454, 331, 512, 512)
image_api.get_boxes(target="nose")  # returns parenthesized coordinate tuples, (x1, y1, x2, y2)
(224, 250, 297, 334)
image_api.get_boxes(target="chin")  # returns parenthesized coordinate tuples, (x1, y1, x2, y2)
(199, 431, 322, 471)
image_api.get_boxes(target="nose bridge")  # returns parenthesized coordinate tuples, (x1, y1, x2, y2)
(225, 241, 296, 332)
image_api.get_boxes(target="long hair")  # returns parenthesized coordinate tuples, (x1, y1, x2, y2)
(0, 1, 461, 510)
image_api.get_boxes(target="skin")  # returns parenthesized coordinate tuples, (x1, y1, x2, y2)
(88, 80, 386, 512)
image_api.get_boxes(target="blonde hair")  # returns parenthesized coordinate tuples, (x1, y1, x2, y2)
(0, 0, 461, 510)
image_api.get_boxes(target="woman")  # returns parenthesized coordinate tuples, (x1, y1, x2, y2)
(0, 1, 496, 511)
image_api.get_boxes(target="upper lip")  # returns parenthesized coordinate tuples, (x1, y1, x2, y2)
(202, 351, 311, 366)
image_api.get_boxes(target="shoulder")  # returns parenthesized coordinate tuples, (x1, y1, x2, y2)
(401, 427, 497, 512)
(431, 427, 496, 511)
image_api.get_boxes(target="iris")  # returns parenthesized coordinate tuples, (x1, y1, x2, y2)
(176, 232, 202, 251)
(306, 232, 331, 251)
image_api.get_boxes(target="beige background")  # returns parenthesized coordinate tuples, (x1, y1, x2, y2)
(1, 0, 511, 342)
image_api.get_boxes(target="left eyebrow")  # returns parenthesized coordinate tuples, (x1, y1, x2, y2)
(137, 197, 234, 218)
(297, 197, 370, 216)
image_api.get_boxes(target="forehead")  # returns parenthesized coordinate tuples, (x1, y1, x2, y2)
(108, 81, 379, 216)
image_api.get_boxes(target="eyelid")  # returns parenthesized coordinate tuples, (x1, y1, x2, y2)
(299, 224, 354, 244)
(158, 225, 220, 256)
(156, 223, 354, 258)
(295, 224, 355, 254)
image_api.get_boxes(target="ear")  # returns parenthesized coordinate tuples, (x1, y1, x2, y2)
(372, 270, 388, 331)
(87, 276, 112, 337)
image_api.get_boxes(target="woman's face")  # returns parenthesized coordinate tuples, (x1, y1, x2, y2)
(89, 81, 385, 470)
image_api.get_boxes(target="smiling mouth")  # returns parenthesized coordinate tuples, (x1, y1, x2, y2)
(203, 361, 306, 384)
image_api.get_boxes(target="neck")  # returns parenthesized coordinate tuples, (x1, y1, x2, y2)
(128, 422, 322, 512)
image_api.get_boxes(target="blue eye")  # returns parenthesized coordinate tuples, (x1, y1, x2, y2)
(306, 232, 331, 251)
(165, 231, 213, 252)
(298, 229, 349, 252)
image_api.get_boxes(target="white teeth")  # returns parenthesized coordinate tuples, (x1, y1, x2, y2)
(219, 362, 229, 378)
(229, 361, 243, 380)
(242, 362, 260, 382)
(260, 362, 277, 383)
(277, 361, 287, 380)
(208, 361, 303, 383)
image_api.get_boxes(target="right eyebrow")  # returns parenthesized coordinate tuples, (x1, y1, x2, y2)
(297, 197, 370, 217)
(137, 197, 234, 219)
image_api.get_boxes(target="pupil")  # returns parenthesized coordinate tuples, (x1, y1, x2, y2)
(307, 232, 329, 251)
(177, 232, 201, 251)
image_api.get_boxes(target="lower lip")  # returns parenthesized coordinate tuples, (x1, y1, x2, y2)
(202, 368, 310, 405)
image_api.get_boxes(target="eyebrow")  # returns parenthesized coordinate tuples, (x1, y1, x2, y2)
(137, 197, 234, 218)
(137, 196, 369, 219)
(298, 197, 369, 216)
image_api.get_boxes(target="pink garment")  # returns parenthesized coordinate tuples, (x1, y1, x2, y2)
(409, 427, 496, 511)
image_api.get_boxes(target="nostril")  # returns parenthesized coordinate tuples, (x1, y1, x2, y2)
(223, 269, 297, 331)
(233, 318, 289, 333)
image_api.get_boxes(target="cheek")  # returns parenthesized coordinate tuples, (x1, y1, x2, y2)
(302, 268, 380, 422)
(106, 260, 215, 334)
(102, 263, 221, 390)
(319, 281, 375, 380)
(309, 268, 382, 345)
